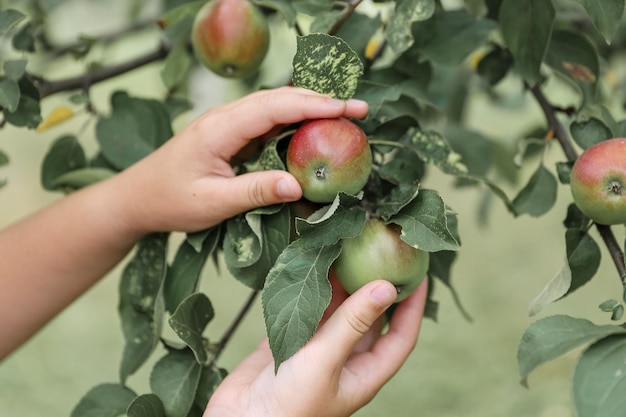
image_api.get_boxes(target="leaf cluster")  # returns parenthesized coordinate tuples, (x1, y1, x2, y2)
(4, 0, 626, 416)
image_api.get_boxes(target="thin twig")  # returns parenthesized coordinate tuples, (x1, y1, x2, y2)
(213, 290, 260, 362)
(529, 83, 626, 278)
(36, 42, 171, 98)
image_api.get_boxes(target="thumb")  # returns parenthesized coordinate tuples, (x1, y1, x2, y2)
(215, 171, 302, 217)
(312, 280, 397, 370)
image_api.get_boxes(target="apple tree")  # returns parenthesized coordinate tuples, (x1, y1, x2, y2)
(1, 0, 626, 415)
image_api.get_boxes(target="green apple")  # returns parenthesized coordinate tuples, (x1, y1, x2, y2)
(286, 117, 373, 203)
(334, 218, 429, 302)
(570, 138, 626, 225)
(191, 0, 269, 78)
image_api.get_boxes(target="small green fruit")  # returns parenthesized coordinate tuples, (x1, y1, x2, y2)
(286, 118, 373, 203)
(570, 138, 626, 225)
(191, 0, 269, 78)
(334, 218, 429, 302)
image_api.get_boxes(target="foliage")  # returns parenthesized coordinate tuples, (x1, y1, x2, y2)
(2, 0, 626, 416)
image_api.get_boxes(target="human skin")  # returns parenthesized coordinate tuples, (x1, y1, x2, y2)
(0, 87, 368, 360)
(204, 277, 428, 417)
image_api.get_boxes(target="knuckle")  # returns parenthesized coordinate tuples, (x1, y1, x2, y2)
(247, 177, 268, 207)
(342, 308, 372, 336)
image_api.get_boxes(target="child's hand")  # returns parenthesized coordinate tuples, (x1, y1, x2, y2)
(113, 87, 369, 235)
(204, 277, 428, 417)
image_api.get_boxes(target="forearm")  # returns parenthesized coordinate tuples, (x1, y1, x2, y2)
(0, 176, 144, 359)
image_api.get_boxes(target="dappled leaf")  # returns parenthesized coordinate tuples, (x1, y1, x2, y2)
(386, 0, 435, 54)
(119, 233, 169, 383)
(168, 293, 214, 364)
(573, 335, 626, 417)
(262, 240, 340, 371)
(517, 315, 626, 386)
(127, 394, 166, 417)
(150, 349, 202, 417)
(70, 383, 136, 417)
(292, 33, 363, 100)
(499, 0, 555, 86)
(225, 205, 291, 290)
(389, 189, 460, 252)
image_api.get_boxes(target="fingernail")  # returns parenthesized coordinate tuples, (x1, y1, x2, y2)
(277, 177, 301, 200)
(347, 98, 368, 107)
(371, 283, 397, 308)
(326, 97, 345, 107)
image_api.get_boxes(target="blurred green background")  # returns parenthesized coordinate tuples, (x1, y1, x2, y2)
(1, 0, 625, 416)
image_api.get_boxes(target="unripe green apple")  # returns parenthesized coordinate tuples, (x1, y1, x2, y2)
(570, 138, 626, 225)
(286, 118, 373, 203)
(334, 218, 429, 303)
(191, 0, 269, 78)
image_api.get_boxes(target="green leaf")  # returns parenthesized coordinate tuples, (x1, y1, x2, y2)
(566, 228, 601, 294)
(571, 0, 625, 43)
(12, 21, 36, 52)
(291, 33, 364, 100)
(165, 228, 220, 313)
(194, 366, 228, 410)
(254, 0, 297, 26)
(512, 164, 557, 217)
(570, 117, 613, 150)
(445, 125, 495, 182)
(527, 256, 571, 317)
(0, 79, 20, 112)
(70, 383, 136, 417)
(161, 41, 192, 89)
(168, 293, 215, 364)
(499, 0, 555, 86)
(354, 80, 403, 118)
(545, 29, 599, 85)
(411, 9, 497, 65)
(375, 181, 421, 219)
(3, 94, 41, 128)
(4, 59, 28, 80)
(119, 233, 169, 383)
(96, 92, 173, 169)
(517, 314, 626, 386)
(159, 0, 204, 28)
(225, 205, 291, 290)
(295, 193, 368, 246)
(476, 46, 514, 86)
(573, 335, 626, 417)
(335, 12, 382, 65)
(389, 189, 460, 252)
(0, 9, 25, 34)
(386, 0, 436, 54)
(262, 240, 340, 371)
(40, 135, 87, 191)
(310, 8, 347, 34)
(51, 168, 116, 191)
(127, 394, 166, 417)
(150, 349, 203, 417)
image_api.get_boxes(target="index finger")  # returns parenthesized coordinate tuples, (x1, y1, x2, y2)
(195, 87, 369, 160)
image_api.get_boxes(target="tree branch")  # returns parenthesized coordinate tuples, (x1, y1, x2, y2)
(212, 290, 260, 362)
(35, 42, 171, 98)
(529, 84, 626, 279)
